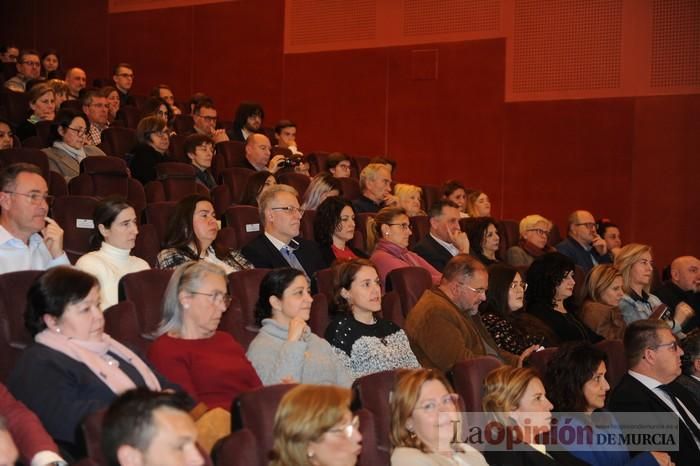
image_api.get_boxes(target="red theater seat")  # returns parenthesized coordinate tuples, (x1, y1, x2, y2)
(386, 266, 433, 318)
(98, 127, 137, 158)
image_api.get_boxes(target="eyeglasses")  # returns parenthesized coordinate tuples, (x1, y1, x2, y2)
(415, 393, 460, 412)
(387, 223, 411, 231)
(3, 191, 54, 205)
(189, 291, 232, 307)
(116, 73, 134, 78)
(575, 222, 596, 229)
(652, 341, 678, 352)
(271, 206, 305, 216)
(66, 126, 89, 136)
(459, 282, 487, 295)
(510, 281, 528, 291)
(21, 61, 40, 67)
(327, 415, 360, 439)
(527, 228, 549, 237)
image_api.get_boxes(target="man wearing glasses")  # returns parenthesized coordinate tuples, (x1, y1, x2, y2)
(3, 49, 41, 92)
(190, 100, 229, 144)
(81, 88, 110, 146)
(405, 254, 525, 372)
(112, 63, 136, 107)
(0, 163, 69, 273)
(609, 319, 700, 466)
(556, 209, 611, 273)
(242, 184, 324, 280)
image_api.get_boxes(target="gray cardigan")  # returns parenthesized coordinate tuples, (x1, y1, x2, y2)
(246, 319, 353, 387)
(42, 145, 106, 182)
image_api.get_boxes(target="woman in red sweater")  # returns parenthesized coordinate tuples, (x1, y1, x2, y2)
(148, 261, 261, 411)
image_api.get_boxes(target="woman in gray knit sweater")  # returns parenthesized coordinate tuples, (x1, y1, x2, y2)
(246, 268, 353, 387)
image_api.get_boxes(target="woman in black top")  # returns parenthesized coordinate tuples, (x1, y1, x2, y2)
(129, 115, 171, 185)
(466, 216, 501, 266)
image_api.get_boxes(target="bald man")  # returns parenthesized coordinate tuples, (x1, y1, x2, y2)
(555, 210, 612, 273)
(655, 256, 700, 332)
(64, 67, 87, 100)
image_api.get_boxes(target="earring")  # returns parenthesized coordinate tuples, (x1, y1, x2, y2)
(55, 327, 61, 333)
(307, 450, 315, 459)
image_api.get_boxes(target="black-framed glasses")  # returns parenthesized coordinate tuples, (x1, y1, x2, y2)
(3, 191, 54, 205)
(189, 291, 232, 307)
(271, 206, 305, 216)
(527, 228, 549, 237)
(116, 73, 134, 78)
(195, 114, 217, 122)
(652, 341, 679, 352)
(66, 126, 89, 136)
(575, 222, 596, 229)
(387, 223, 411, 231)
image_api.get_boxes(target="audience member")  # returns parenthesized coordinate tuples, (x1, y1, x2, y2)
(506, 214, 556, 267)
(412, 200, 469, 273)
(236, 132, 285, 173)
(247, 268, 353, 386)
(465, 216, 501, 266)
(149, 261, 261, 410)
(81, 87, 110, 146)
(187, 92, 210, 115)
(0, 382, 65, 466)
(0, 418, 18, 466)
(101, 86, 121, 124)
(0, 44, 19, 63)
(43, 107, 106, 181)
(300, 172, 341, 211)
(4, 49, 41, 92)
(544, 342, 668, 466)
(597, 218, 622, 260)
(678, 332, 700, 406)
(481, 264, 541, 354)
(0, 118, 13, 150)
(129, 115, 171, 185)
(326, 259, 419, 379)
(556, 210, 612, 273)
(15, 82, 55, 141)
(184, 134, 217, 189)
(313, 196, 366, 266)
(482, 366, 588, 466)
(441, 180, 469, 218)
(46, 78, 69, 108)
(157, 194, 251, 273)
(579, 264, 627, 340)
(525, 252, 602, 344)
(608, 319, 700, 466)
(64, 67, 87, 100)
(390, 368, 488, 466)
(327, 152, 352, 178)
(274, 119, 301, 155)
(101, 389, 204, 466)
(238, 170, 276, 206)
(40, 49, 61, 79)
(655, 255, 699, 332)
(241, 184, 325, 277)
(367, 207, 441, 288)
(112, 63, 135, 107)
(229, 101, 264, 142)
(8, 267, 182, 460)
(150, 84, 181, 115)
(190, 99, 228, 143)
(0, 163, 69, 273)
(394, 183, 425, 217)
(615, 243, 689, 334)
(140, 96, 173, 128)
(406, 255, 523, 371)
(465, 189, 491, 218)
(269, 384, 361, 466)
(75, 197, 150, 308)
(352, 163, 398, 213)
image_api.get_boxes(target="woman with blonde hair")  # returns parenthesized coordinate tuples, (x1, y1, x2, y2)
(579, 265, 626, 340)
(390, 368, 487, 466)
(394, 183, 426, 217)
(270, 385, 361, 466)
(506, 214, 556, 267)
(16, 83, 55, 140)
(482, 366, 587, 466)
(615, 243, 689, 333)
(465, 190, 491, 218)
(301, 172, 342, 211)
(367, 207, 441, 288)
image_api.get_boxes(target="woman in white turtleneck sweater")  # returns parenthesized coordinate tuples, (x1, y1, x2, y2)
(76, 197, 149, 309)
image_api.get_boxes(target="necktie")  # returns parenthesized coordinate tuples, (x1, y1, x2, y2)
(282, 246, 305, 273)
(658, 384, 700, 442)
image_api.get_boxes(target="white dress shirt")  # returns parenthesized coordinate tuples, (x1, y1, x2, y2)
(0, 225, 70, 274)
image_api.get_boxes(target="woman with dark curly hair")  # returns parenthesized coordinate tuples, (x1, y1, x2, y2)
(313, 196, 367, 267)
(544, 342, 668, 466)
(324, 259, 418, 379)
(465, 216, 501, 266)
(156, 194, 251, 273)
(525, 253, 602, 344)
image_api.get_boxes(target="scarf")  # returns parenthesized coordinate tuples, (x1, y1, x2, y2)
(35, 329, 161, 394)
(53, 140, 87, 163)
(374, 239, 426, 267)
(518, 238, 555, 258)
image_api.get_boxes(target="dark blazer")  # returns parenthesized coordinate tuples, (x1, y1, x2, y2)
(241, 234, 326, 280)
(352, 195, 382, 214)
(227, 127, 246, 142)
(654, 281, 700, 331)
(675, 375, 700, 413)
(484, 443, 589, 466)
(319, 243, 368, 269)
(129, 143, 170, 186)
(608, 373, 700, 466)
(412, 234, 454, 272)
(555, 237, 612, 273)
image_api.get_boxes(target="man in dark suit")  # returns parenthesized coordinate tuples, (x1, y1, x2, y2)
(608, 319, 700, 466)
(231, 133, 285, 174)
(412, 200, 470, 272)
(655, 255, 700, 331)
(242, 184, 324, 279)
(556, 210, 611, 273)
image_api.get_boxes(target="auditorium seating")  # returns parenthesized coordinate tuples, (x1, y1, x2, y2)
(223, 205, 262, 249)
(144, 201, 178, 245)
(219, 167, 255, 204)
(0, 147, 68, 196)
(103, 301, 151, 355)
(338, 177, 361, 201)
(352, 369, 396, 455)
(98, 127, 137, 159)
(451, 356, 502, 412)
(144, 162, 208, 203)
(51, 195, 98, 262)
(118, 268, 174, 337)
(385, 266, 433, 318)
(228, 268, 270, 332)
(408, 214, 430, 247)
(275, 171, 309, 196)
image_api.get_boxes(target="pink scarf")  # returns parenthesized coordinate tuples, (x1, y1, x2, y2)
(35, 329, 161, 394)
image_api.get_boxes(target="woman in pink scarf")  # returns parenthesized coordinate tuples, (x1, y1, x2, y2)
(367, 207, 442, 288)
(7, 266, 184, 461)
